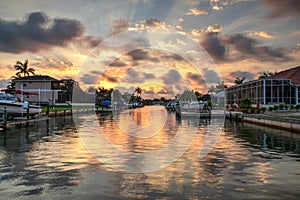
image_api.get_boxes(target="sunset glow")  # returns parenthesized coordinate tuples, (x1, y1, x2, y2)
(0, 0, 299, 98)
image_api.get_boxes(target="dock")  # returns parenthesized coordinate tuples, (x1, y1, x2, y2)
(0, 108, 96, 131)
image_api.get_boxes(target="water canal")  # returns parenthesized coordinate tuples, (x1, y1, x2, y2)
(0, 106, 300, 199)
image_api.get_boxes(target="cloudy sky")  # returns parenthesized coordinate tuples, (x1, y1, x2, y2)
(0, 0, 299, 98)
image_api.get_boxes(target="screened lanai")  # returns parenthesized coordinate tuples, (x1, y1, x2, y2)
(226, 78, 299, 106)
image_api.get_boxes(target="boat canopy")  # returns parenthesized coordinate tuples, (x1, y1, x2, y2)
(0, 89, 39, 95)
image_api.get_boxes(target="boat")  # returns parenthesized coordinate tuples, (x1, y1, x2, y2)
(176, 101, 211, 117)
(95, 98, 112, 112)
(0, 92, 42, 116)
(165, 100, 180, 111)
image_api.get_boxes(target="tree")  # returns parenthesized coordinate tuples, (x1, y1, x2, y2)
(134, 87, 142, 97)
(86, 86, 97, 93)
(122, 92, 132, 103)
(6, 80, 15, 89)
(234, 77, 245, 85)
(209, 81, 227, 94)
(194, 91, 202, 101)
(177, 90, 197, 101)
(258, 71, 273, 79)
(130, 87, 143, 103)
(216, 81, 227, 91)
(112, 89, 122, 102)
(208, 85, 216, 94)
(96, 87, 113, 105)
(14, 59, 35, 77)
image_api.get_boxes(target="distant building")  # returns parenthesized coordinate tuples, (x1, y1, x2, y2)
(13, 75, 94, 105)
(211, 91, 225, 106)
(226, 66, 300, 106)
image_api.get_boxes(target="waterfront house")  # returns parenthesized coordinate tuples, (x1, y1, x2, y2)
(13, 75, 59, 105)
(13, 75, 94, 105)
(226, 66, 300, 106)
(211, 91, 225, 106)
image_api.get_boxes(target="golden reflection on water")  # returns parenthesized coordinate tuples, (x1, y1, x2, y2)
(91, 107, 229, 198)
(93, 107, 282, 199)
(98, 108, 179, 152)
(2, 107, 300, 199)
(24, 121, 100, 172)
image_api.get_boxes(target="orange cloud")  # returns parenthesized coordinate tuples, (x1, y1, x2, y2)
(187, 8, 209, 16)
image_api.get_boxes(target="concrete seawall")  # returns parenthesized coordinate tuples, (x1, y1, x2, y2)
(235, 113, 300, 132)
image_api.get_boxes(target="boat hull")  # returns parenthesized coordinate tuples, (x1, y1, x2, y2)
(0, 102, 42, 115)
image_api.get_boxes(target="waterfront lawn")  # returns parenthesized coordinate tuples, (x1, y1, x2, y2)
(284, 115, 300, 119)
(42, 105, 72, 112)
(42, 105, 95, 112)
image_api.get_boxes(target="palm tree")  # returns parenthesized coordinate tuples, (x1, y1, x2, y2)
(215, 81, 227, 92)
(134, 87, 142, 97)
(194, 91, 202, 101)
(6, 80, 15, 89)
(14, 59, 35, 77)
(95, 87, 113, 105)
(258, 71, 273, 79)
(208, 85, 216, 94)
(234, 77, 245, 85)
(209, 81, 227, 94)
(130, 87, 143, 104)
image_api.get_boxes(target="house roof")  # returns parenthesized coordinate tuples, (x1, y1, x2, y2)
(271, 66, 300, 84)
(212, 91, 225, 97)
(14, 75, 58, 82)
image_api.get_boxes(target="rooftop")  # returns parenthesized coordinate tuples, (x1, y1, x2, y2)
(271, 66, 300, 84)
(14, 75, 58, 81)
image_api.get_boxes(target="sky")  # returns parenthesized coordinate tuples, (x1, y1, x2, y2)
(0, 0, 299, 98)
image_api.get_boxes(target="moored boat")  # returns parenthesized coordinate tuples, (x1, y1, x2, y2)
(0, 92, 42, 116)
(176, 101, 211, 117)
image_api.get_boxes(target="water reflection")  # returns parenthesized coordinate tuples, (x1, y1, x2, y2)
(0, 116, 100, 199)
(225, 120, 300, 155)
(0, 107, 300, 199)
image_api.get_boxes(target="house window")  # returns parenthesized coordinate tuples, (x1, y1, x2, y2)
(23, 83, 26, 87)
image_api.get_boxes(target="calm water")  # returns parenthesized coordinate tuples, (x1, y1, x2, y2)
(0, 106, 300, 199)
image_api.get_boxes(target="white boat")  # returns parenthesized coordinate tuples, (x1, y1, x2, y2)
(176, 101, 211, 117)
(0, 92, 42, 115)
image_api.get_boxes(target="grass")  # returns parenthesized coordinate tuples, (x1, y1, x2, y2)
(283, 115, 300, 119)
(41, 105, 95, 112)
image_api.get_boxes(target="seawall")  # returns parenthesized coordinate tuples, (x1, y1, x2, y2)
(227, 112, 300, 133)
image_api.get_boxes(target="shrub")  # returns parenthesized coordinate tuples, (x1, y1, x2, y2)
(250, 107, 256, 114)
(242, 108, 249, 113)
(284, 104, 289, 110)
(279, 104, 284, 110)
(273, 105, 279, 111)
(295, 104, 300, 110)
(261, 107, 266, 113)
(290, 105, 295, 110)
(268, 107, 273, 112)
(240, 98, 252, 109)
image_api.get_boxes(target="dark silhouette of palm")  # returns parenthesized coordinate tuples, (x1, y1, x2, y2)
(208, 81, 227, 94)
(6, 80, 15, 89)
(134, 87, 142, 97)
(258, 72, 273, 79)
(234, 77, 245, 85)
(14, 59, 35, 77)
